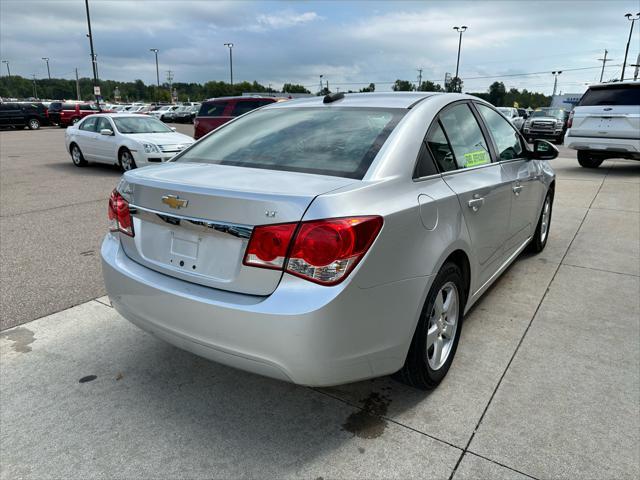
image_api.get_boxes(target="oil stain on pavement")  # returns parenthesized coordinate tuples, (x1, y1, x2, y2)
(342, 391, 392, 439)
(0, 327, 35, 353)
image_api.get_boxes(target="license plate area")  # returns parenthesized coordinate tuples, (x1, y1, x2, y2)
(131, 208, 249, 282)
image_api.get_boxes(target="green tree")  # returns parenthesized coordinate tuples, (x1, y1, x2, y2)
(282, 83, 310, 94)
(359, 83, 376, 92)
(418, 80, 443, 92)
(446, 76, 463, 93)
(392, 79, 415, 91)
(487, 81, 507, 106)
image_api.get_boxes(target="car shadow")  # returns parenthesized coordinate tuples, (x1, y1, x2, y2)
(42, 160, 123, 176)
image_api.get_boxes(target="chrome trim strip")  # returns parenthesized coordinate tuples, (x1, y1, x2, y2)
(129, 204, 253, 239)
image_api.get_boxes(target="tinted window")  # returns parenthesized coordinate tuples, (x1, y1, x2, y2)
(96, 117, 112, 132)
(0, 103, 18, 111)
(62, 103, 77, 110)
(79, 104, 99, 111)
(439, 104, 491, 169)
(232, 101, 264, 116)
(579, 85, 640, 106)
(79, 116, 98, 132)
(178, 107, 406, 179)
(477, 104, 524, 161)
(198, 101, 227, 117)
(426, 122, 456, 172)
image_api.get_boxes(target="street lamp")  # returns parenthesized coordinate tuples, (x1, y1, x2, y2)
(149, 48, 160, 102)
(41, 57, 51, 79)
(621, 12, 640, 81)
(453, 25, 467, 91)
(1, 60, 10, 78)
(551, 71, 562, 96)
(224, 43, 234, 85)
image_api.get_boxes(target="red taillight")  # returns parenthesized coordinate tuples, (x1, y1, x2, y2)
(108, 190, 134, 237)
(567, 111, 574, 129)
(243, 216, 383, 286)
(243, 223, 297, 269)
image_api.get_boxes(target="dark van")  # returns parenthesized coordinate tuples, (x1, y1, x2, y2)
(0, 102, 49, 130)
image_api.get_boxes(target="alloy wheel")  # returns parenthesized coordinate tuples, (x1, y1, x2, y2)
(120, 151, 134, 171)
(426, 281, 459, 370)
(540, 197, 551, 243)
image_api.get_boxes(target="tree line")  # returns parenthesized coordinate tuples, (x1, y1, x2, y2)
(1, 75, 551, 109)
(0, 76, 311, 102)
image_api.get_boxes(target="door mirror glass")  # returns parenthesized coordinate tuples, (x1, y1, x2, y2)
(529, 139, 558, 160)
(100, 128, 113, 136)
(170, 126, 177, 131)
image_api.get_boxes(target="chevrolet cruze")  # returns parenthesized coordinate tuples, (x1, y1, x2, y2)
(101, 92, 557, 389)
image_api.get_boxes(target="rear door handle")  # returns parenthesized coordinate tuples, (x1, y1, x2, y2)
(512, 185, 523, 195)
(468, 197, 485, 212)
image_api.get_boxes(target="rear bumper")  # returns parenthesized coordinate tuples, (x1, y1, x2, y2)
(564, 133, 640, 159)
(101, 233, 429, 386)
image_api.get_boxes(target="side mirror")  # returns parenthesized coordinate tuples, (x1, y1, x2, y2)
(170, 127, 177, 131)
(100, 128, 113, 136)
(528, 139, 558, 160)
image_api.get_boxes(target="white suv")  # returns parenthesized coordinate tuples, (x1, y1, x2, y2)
(565, 82, 640, 168)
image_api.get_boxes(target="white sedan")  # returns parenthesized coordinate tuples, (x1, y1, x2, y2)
(65, 114, 194, 171)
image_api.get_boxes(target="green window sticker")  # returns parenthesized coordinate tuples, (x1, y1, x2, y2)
(463, 149, 489, 168)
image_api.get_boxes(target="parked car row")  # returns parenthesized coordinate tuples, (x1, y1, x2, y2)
(0, 102, 50, 129)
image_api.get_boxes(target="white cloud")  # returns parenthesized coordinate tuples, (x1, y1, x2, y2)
(256, 11, 321, 30)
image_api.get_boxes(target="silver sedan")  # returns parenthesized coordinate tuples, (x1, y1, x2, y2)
(101, 92, 557, 388)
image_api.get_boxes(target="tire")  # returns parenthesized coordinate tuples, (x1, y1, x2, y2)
(527, 191, 553, 253)
(70, 143, 87, 167)
(577, 151, 603, 169)
(27, 118, 41, 130)
(118, 148, 137, 171)
(396, 262, 465, 390)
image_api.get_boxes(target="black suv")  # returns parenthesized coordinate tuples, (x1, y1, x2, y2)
(0, 102, 49, 130)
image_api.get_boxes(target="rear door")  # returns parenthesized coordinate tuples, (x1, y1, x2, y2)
(433, 102, 513, 289)
(475, 103, 544, 256)
(570, 84, 640, 139)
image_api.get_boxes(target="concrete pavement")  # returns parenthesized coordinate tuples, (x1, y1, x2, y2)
(1, 143, 638, 478)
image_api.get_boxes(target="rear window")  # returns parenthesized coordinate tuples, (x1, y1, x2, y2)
(177, 107, 406, 179)
(62, 103, 77, 110)
(198, 101, 228, 117)
(79, 104, 99, 111)
(579, 85, 640, 106)
(231, 100, 273, 116)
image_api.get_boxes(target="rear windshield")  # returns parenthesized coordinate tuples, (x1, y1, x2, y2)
(579, 85, 640, 106)
(177, 107, 406, 179)
(198, 101, 228, 117)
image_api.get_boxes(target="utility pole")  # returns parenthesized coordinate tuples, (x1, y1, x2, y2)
(417, 68, 423, 91)
(31, 74, 38, 99)
(621, 13, 640, 81)
(149, 48, 160, 102)
(598, 49, 611, 82)
(223, 43, 234, 85)
(84, 0, 100, 107)
(75, 68, 81, 100)
(319, 74, 324, 93)
(42, 57, 51, 79)
(551, 71, 562, 96)
(453, 25, 468, 92)
(631, 53, 640, 81)
(1, 60, 10, 78)
(166, 70, 174, 103)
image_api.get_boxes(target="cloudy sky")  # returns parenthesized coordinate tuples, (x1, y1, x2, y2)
(1, 0, 639, 95)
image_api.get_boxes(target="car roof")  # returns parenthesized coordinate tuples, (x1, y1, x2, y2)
(264, 92, 443, 110)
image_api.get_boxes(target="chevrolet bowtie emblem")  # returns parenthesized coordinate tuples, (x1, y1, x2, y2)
(161, 195, 188, 209)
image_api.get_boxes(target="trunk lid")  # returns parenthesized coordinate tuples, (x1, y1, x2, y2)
(118, 163, 355, 295)
(570, 105, 640, 140)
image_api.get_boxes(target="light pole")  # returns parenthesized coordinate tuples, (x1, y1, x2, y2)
(551, 71, 562, 96)
(41, 57, 51, 79)
(319, 74, 324, 93)
(453, 25, 467, 92)
(1, 60, 10, 78)
(149, 48, 160, 102)
(621, 12, 640, 81)
(224, 43, 234, 85)
(84, 0, 100, 107)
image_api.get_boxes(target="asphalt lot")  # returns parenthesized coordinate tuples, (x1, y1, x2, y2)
(1, 125, 639, 479)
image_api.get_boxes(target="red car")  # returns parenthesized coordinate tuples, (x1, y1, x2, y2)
(48, 102, 106, 127)
(194, 96, 278, 139)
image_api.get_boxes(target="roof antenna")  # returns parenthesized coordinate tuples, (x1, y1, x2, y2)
(323, 92, 345, 103)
